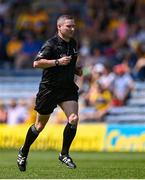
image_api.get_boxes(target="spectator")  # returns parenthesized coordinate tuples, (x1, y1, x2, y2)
(31, 6, 49, 35)
(93, 63, 115, 90)
(132, 44, 145, 81)
(6, 33, 23, 68)
(0, 0, 10, 16)
(0, 25, 11, 68)
(80, 80, 112, 122)
(133, 57, 145, 81)
(24, 97, 36, 125)
(0, 100, 7, 123)
(16, 7, 33, 32)
(14, 32, 42, 69)
(112, 64, 134, 106)
(7, 99, 28, 125)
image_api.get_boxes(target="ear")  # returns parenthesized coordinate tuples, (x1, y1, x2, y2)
(57, 24, 61, 30)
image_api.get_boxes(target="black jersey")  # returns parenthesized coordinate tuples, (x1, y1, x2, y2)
(35, 34, 78, 89)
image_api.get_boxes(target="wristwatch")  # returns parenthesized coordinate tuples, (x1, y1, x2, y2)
(55, 59, 59, 66)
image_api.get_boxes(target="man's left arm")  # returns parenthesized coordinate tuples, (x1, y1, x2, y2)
(73, 39, 83, 76)
(75, 66, 83, 76)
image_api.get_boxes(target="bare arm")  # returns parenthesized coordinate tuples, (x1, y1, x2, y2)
(33, 56, 72, 69)
(33, 59, 56, 68)
(134, 58, 145, 71)
(75, 66, 83, 76)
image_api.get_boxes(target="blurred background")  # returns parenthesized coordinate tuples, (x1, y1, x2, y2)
(0, 0, 145, 152)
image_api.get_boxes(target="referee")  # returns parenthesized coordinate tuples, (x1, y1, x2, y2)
(17, 15, 82, 171)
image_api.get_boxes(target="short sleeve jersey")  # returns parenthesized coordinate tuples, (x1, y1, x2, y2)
(35, 34, 78, 89)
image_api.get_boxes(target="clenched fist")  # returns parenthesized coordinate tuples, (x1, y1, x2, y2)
(58, 56, 71, 66)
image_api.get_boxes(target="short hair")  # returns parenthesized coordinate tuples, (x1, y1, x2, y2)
(57, 15, 74, 26)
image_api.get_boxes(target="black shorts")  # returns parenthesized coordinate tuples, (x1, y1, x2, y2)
(34, 83, 79, 115)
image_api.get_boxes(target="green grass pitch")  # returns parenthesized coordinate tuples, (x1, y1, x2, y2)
(0, 149, 145, 179)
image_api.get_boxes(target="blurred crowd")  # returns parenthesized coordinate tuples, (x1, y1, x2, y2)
(0, 0, 145, 124)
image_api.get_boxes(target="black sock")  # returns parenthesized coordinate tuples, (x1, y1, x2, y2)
(22, 124, 39, 156)
(61, 122, 77, 155)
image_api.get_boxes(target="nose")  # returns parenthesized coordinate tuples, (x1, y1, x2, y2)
(71, 27, 75, 31)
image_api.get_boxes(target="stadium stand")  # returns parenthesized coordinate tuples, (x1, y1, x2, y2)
(0, 75, 40, 104)
(105, 82, 145, 123)
(0, 0, 145, 124)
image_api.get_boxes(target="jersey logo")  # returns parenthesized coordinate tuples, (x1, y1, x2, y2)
(73, 48, 78, 55)
(37, 51, 43, 57)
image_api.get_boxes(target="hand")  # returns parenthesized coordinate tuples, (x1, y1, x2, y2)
(75, 66, 83, 76)
(58, 56, 71, 66)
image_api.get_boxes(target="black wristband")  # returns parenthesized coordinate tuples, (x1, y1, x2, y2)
(55, 59, 59, 66)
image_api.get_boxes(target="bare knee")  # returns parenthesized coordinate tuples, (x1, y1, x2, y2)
(68, 113, 79, 125)
(35, 122, 46, 132)
(34, 113, 50, 132)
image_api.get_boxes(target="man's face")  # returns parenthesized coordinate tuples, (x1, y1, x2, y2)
(58, 19, 75, 39)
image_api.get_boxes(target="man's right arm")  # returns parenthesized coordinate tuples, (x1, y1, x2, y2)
(33, 41, 71, 69)
(33, 59, 57, 68)
(33, 56, 72, 69)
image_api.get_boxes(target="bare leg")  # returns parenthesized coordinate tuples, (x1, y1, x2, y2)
(59, 100, 79, 125)
(17, 113, 51, 171)
(22, 113, 50, 156)
(58, 100, 79, 168)
(59, 101, 79, 155)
